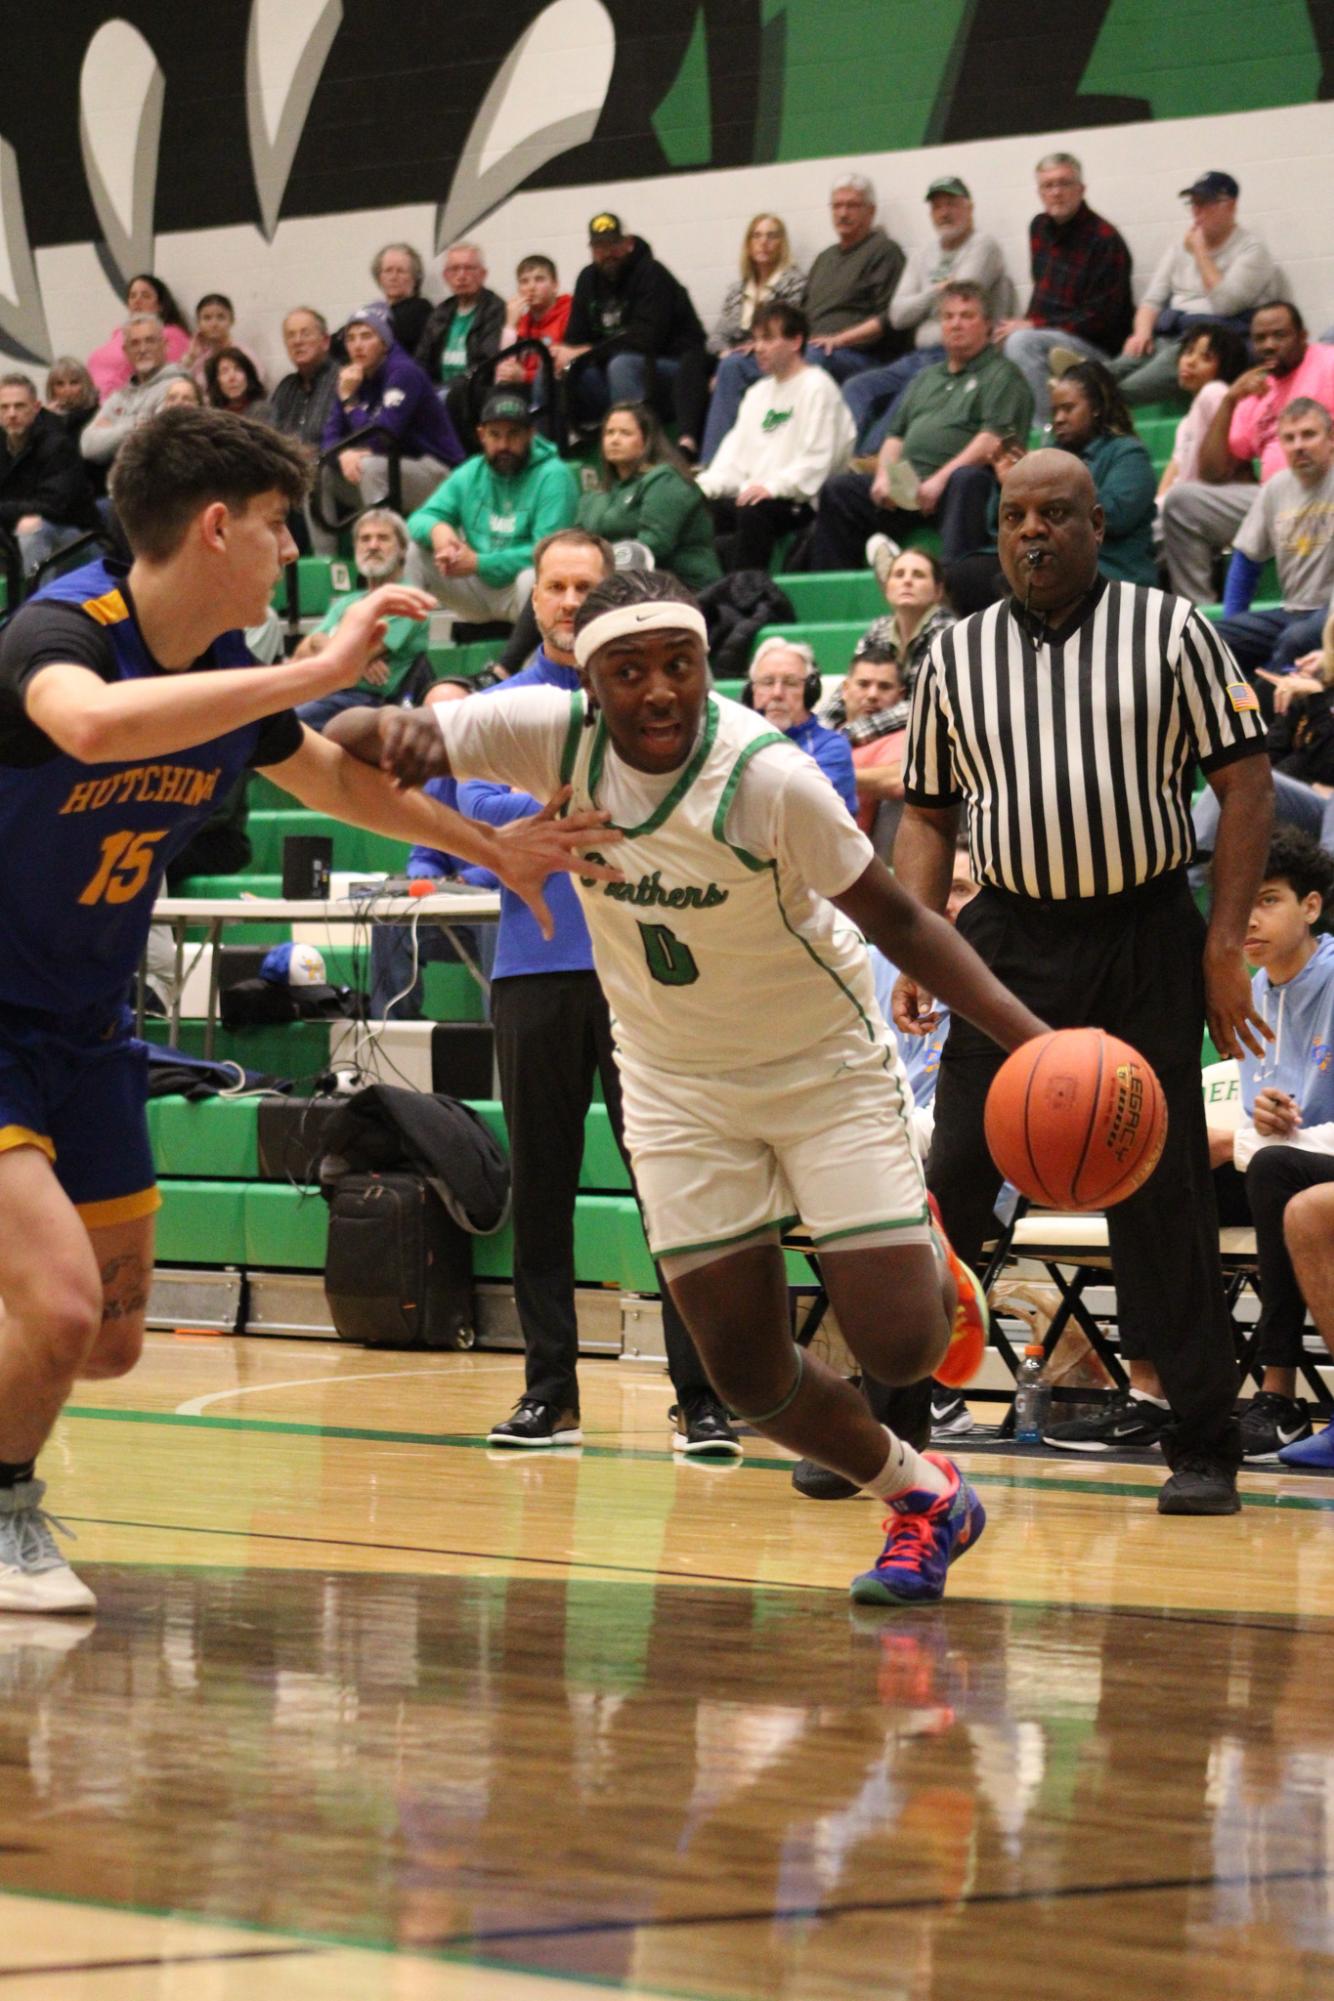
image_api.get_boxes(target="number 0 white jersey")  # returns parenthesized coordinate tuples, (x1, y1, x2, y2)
(439, 685, 885, 1076)
(562, 691, 883, 1076)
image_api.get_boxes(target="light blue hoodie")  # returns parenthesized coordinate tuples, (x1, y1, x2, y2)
(1239, 932, 1334, 1157)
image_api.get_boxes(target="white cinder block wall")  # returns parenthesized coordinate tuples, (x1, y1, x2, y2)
(12, 101, 1333, 385)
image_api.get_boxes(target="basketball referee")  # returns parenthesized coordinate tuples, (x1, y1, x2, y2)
(894, 447, 1274, 1515)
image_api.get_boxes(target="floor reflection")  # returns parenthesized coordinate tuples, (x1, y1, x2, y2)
(2, 1562, 1333, 2000)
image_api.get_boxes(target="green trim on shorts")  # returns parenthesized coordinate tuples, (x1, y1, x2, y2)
(654, 1212, 798, 1260)
(811, 1208, 931, 1247)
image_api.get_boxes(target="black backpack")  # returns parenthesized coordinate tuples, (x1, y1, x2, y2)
(696, 571, 796, 682)
(318, 1083, 510, 1235)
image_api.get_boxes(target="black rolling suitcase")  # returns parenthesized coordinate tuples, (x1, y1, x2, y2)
(323, 1171, 475, 1351)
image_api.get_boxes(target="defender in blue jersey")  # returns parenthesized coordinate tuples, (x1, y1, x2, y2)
(0, 406, 618, 1614)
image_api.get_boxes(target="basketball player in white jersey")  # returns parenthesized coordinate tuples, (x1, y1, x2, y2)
(337, 571, 1048, 1604)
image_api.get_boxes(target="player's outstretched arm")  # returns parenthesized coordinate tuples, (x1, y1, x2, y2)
(267, 727, 622, 940)
(834, 857, 1047, 1054)
(24, 586, 436, 767)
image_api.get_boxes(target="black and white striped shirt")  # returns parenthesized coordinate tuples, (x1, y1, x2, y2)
(902, 580, 1267, 899)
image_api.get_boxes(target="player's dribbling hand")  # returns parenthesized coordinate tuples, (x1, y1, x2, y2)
(891, 971, 939, 1036)
(1204, 947, 1274, 1062)
(492, 790, 624, 940)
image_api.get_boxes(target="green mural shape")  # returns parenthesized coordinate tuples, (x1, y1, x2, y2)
(1081, 0, 1320, 120)
(652, 7, 713, 168)
(762, 0, 972, 162)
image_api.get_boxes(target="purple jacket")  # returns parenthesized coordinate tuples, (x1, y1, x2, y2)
(321, 341, 463, 467)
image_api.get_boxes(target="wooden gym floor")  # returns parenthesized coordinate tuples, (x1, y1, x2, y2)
(2, 1334, 1333, 2000)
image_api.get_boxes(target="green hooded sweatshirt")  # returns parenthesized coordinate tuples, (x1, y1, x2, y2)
(407, 433, 578, 588)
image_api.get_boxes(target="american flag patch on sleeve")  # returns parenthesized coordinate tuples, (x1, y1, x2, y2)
(1226, 682, 1260, 713)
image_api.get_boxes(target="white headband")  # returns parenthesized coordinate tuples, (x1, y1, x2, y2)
(573, 601, 709, 668)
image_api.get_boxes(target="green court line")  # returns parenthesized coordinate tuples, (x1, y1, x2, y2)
(61, 1404, 1334, 1513)
(0, 1886, 727, 2001)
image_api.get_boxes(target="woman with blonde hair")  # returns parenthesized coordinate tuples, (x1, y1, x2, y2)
(701, 214, 806, 462)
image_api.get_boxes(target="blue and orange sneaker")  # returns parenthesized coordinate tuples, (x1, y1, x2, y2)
(849, 1454, 986, 1606)
(927, 1192, 988, 1390)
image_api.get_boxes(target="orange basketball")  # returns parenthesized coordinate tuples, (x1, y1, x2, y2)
(983, 1029, 1168, 1211)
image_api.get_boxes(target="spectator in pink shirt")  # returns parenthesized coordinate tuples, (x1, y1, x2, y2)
(86, 274, 191, 398)
(1162, 302, 1334, 602)
(1156, 324, 1248, 498)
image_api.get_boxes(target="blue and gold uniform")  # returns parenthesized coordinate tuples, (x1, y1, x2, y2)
(0, 558, 302, 1223)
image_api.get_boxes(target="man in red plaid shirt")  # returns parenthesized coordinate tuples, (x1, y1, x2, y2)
(993, 152, 1133, 424)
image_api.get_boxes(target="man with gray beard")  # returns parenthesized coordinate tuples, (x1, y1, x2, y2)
(293, 507, 431, 733)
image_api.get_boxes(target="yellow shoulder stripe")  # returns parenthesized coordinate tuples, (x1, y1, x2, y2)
(80, 588, 129, 627)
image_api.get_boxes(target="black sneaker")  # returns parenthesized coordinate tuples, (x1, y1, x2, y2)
(670, 1401, 743, 1459)
(487, 1398, 582, 1447)
(1043, 1392, 1169, 1453)
(1157, 1453, 1241, 1515)
(1239, 1391, 1313, 1463)
(931, 1389, 976, 1439)
(791, 1458, 860, 1500)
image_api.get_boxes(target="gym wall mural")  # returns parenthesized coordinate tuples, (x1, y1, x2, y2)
(0, 0, 1329, 362)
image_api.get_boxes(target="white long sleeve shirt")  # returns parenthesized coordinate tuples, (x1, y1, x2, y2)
(697, 365, 856, 504)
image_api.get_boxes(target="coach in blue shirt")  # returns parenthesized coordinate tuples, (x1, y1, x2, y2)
(745, 637, 858, 815)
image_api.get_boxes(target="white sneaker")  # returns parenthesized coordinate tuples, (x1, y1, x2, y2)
(0, 1479, 97, 1614)
(865, 532, 902, 591)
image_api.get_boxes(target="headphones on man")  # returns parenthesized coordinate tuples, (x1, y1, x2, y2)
(742, 641, 822, 712)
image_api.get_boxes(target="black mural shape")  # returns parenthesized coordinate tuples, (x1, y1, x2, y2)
(937, 0, 1334, 143)
(932, 0, 1149, 145)
(1, 1, 765, 252)
(3, 1, 1331, 257)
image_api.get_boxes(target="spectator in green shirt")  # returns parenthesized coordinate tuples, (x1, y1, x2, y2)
(407, 388, 578, 626)
(1048, 360, 1157, 584)
(806, 281, 1033, 566)
(294, 508, 430, 733)
(578, 403, 721, 589)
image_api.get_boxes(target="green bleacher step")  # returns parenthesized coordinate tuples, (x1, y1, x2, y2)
(143, 1017, 333, 1086)
(773, 571, 883, 621)
(247, 809, 409, 876)
(146, 1093, 628, 1191)
(159, 1178, 652, 1287)
(156, 1180, 248, 1265)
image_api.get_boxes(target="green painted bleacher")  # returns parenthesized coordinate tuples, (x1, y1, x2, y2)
(245, 807, 405, 877)
(148, 1090, 645, 1284)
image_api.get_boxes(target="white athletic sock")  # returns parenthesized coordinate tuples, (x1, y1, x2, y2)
(1128, 1390, 1170, 1407)
(863, 1426, 952, 1503)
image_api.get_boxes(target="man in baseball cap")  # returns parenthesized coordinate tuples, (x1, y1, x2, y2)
(406, 382, 577, 625)
(843, 175, 1014, 454)
(552, 212, 709, 454)
(1108, 167, 1279, 404)
(322, 301, 462, 511)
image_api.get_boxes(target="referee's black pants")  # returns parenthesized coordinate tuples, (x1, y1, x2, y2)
(491, 970, 711, 1414)
(927, 870, 1241, 1460)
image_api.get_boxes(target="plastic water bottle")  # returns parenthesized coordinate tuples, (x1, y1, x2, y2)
(1012, 1344, 1051, 1443)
